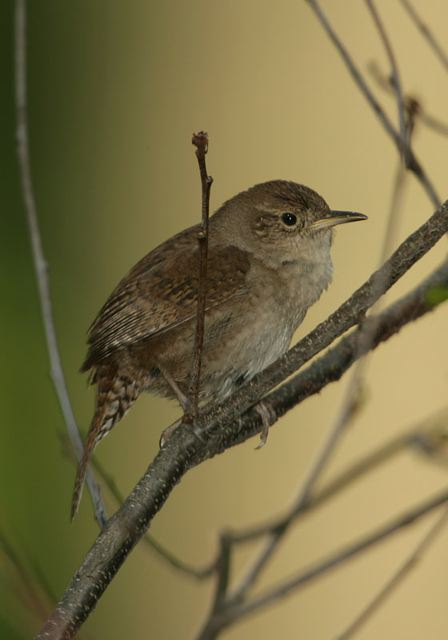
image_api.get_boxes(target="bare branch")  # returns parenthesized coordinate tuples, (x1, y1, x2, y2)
(399, 0, 448, 72)
(211, 488, 448, 631)
(14, 0, 106, 528)
(336, 506, 448, 639)
(365, 0, 407, 156)
(367, 62, 448, 138)
(229, 428, 417, 543)
(188, 131, 214, 417)
(36, 211, 448, 639)
(306, 0, 440, 208)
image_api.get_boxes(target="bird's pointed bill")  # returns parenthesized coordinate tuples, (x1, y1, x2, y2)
(310, 210, 368, 231)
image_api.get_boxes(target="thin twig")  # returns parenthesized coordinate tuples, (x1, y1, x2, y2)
(367, 62, 448, 138)
(188, 132, 214, 417)
(209, 488, 448, 632)
(230, 408, 448, 545)
(230, 429, 418, 543)
(336, 506, 448, 640)
(306, 0, 440, 208)
(211, 535, 232, 613)
(14, 0, 106, 528)
(399, 0, 448, 72)
(365, 0, 407, 157)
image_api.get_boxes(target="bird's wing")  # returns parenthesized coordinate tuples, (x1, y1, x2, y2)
(81, 227, 251, 371)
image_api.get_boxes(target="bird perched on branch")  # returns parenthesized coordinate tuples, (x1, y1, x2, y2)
(71, 180, 366, 519)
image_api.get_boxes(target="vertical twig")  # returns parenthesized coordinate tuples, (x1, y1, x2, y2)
(188, 132, 214, 417)
(336, 506, 448, 640)
(14, 0, 106, 527)
(399, 0, 448, 72)
(365, 0, 407, 158)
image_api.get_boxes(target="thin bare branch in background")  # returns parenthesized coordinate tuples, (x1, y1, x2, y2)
(188, 131, 214, 417)
(367, 62, 448, 138)
(336, 506, 448, 640)
(210, 489, 448, 633)
(365, 0, 407, 155)
(14, 0, 106, 528)
(306, 0, 440, 208)
(399, 0, 448, 72)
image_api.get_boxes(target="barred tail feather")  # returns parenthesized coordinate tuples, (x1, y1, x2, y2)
(70, 371, 142, 520)
(70, 410, 113, 521)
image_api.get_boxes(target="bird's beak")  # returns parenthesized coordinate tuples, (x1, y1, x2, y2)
(309, 210, 368, 231)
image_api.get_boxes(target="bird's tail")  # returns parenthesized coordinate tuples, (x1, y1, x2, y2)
(70, 371, 142, 520)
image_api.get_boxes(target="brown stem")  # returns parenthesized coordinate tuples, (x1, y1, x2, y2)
(188, 132, 214, 417)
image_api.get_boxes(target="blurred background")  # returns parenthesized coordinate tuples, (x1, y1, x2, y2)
(2, 1, 448, 638)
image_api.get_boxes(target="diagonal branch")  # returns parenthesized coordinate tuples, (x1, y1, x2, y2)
(207, 487, 448, 633)
(36, 208, 448, 638)
(399, 0, 448, 72)
(14, 0, 106, 528)
(336, 505, 448, 639)
(306, 0, 440, 208)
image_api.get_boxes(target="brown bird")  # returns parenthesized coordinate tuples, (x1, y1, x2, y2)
(71, 180, 366, 518)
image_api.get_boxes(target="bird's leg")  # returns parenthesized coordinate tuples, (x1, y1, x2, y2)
(155, 363, 210, 448)
(156, 363, 192, 413)
(159, 418, 182, 448)
(254, 401, 277, 449)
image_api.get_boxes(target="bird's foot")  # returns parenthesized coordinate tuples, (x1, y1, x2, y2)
(159, 416, 206, 448)
(159, 418, 182, 448)
(254, 401, 277, 449)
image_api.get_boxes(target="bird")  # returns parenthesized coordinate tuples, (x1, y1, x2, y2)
(71, 180, 366, 519)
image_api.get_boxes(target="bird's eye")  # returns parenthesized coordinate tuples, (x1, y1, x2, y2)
(281, 212, 297, 226)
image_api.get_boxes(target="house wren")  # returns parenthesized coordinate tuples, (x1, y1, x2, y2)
(71, 180, 366, 518)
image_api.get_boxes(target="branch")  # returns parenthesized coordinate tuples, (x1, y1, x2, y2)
(399, 0, 448, 72)
(336, 506, 448, 639)
(229, 427, 418, 543)
(365, 0, 407, 156)
(14, 0, 106, 528)
(367, 62, 448, 138)
(207, 488, 448, 632)
(188, 131, 213, 417)
(36, 203, 448, 638)
(306, 0, 440, 208)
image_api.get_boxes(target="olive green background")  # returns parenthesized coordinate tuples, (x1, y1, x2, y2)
(2, 1, 448, 639)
